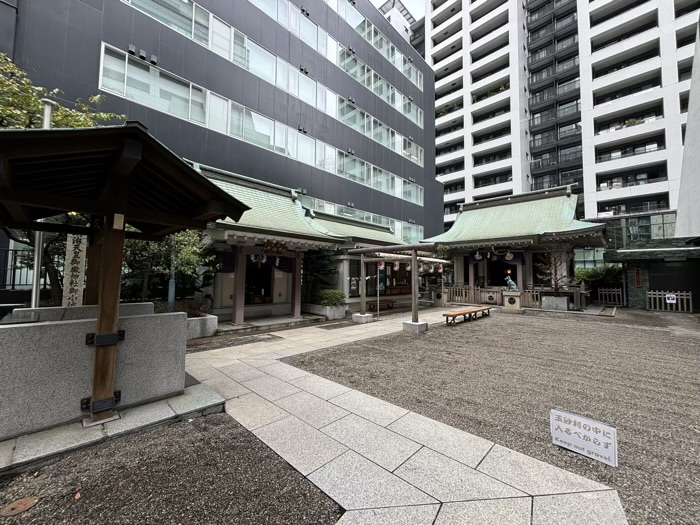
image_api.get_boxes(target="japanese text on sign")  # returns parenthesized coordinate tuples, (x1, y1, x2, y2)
(550, 409, 618, 467)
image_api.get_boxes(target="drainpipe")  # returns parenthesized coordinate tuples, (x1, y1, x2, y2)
(30, 99, 58, 308)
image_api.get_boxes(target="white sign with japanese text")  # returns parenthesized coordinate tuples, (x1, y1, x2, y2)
(665, 294, 677, 304)
(550, 409, 618, 467)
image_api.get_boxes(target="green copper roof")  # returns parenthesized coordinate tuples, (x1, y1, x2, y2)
(194, 163, 402, 247)
(425, 189, 604, 246)
(309, 212, 404, 245)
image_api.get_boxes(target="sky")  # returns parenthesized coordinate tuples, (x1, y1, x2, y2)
(371, 0, 425, 20)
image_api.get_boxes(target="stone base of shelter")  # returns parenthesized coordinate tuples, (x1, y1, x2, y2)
(352, 313, 374, 324)
(403, 321, 428, 334)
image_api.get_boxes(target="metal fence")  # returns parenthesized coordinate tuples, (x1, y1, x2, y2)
(597, 288, 624, 306)
(647, 290, 693, 313)
(0, 248, 63, 290)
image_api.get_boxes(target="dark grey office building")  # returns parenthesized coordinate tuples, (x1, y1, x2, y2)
(1, 0, 439, 242)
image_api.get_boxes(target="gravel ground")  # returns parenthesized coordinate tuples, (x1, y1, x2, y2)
(285, 310, 700, 525)
(0, 415, 341, 525)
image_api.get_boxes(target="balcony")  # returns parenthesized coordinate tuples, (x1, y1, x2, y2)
(436, 162, 465, 178)
(531, 156, 557, 171)
(530, 108, 556, 128)
(596, 144, 665, 163)
(557, 78, 580, 96)
(595, 114, 663, 136)
(529, 86, 556, 106)
(557, 101, 581, 119)
(559, 150, 583, 164)
(555, 56, 579, 75)
(530, 131, 557, 149)
(529, 65, 555, 87)
(472, 82, 511, 105)
(597, 201, 669, 217)
(529, 45, 555, 67)
(597, 176, 667, 191)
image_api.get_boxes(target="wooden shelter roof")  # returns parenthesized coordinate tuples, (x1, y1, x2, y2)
(0, 123, 249, 238)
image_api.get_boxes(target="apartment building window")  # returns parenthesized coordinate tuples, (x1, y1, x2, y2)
(208, 93, 229, 133)
(211, 17, 231, 59)
(557, 99, 580, 117)
(559, 145, 582, 163)
(558, 122, 581, 139)
(130, 0, 194, 37)
(595, 79, 660, 105)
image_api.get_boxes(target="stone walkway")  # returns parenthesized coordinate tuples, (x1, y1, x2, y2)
(186, 309, 629, 525)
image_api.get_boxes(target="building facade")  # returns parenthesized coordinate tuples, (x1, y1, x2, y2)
(425, 0, 698, 262)
(2, 0, 440, 244)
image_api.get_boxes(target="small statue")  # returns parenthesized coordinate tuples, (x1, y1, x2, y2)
(505, 276, 518, 291)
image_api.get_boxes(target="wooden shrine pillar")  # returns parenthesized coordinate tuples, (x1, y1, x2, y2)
(232, 246, 246, 325)
(292, 252, 303, 318)
(90, 213, 126, 421)
(84, 240, 102, 305)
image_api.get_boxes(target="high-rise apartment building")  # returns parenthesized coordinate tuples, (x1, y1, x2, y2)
(427, 0, 698, 257)
(1, 0, 439, 243)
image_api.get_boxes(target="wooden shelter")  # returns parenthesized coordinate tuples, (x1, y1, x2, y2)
(0, 123, 249, 421)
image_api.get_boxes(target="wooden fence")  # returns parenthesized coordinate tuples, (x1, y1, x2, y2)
(521, 289, 541, 308)
(647, 291, 693, 313)
(443, 286, 504, 306)
(597, 288, 624, 306)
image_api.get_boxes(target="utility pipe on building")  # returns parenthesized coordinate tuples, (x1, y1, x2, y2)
(30, 99, 58, 308)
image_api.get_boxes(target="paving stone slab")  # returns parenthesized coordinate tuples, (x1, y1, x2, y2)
(13, 422, 104, 465)
(259, 362, 311, 381)
(241, 374, 301, 401)
(239, 355, 282, 367)
(330, 390, 409, 427)
(184, 361, 218, 381)
(225, 393, 290, 431)
(218, 361, 267, 382)
(477, 445, 608, 496)
(395, 448, 526, 502)
(321, 414, 422, 471)
(275, 391, 349, 429)
(166, 383, 225, 416)
(435, 498, 532, 525)
(308, 451, 437, 510)
(253, 416, 347, 475)
(336, 504, 440, 525)
(202, 371, 251, 400)
(103, 400, 176, 437)
(532, 491, 628, 525)
(0, 438, 15, 470)
(288, 374, 352, 400)
(388, 411, 493, 468)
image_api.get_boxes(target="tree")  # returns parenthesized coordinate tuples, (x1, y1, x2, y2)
(302, 250, 339, 303)
(1, 53, 125, 304)
(535, 242, 574, 296)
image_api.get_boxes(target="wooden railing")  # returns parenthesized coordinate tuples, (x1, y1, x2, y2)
(443, 286, 504, 306)
(597, 288, 624, 306)
(521, 289, 541, 308)
(647, 291, 693, 313)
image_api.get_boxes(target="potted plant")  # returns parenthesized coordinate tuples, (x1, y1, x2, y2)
(302, 289, 347, 320)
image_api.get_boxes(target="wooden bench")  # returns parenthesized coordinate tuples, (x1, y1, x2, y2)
(443, 306, 493, 325)
(367, 300, 396, 312)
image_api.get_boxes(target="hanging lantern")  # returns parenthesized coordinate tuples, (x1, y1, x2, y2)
(428, 264, 435, 273)
(377, 261, 385, 270)
(438, 264, 444, 273)
(393, 261, 400, 271)
(504, 252, 514, 261)
(474, 251, 483, 261)
(418, 263, 424, 272)
(405, 263, 411, 271)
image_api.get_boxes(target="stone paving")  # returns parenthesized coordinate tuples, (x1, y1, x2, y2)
(186, 309, 629, 525)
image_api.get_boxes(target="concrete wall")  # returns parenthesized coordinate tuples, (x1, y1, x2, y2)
(0, 312, 186, 441)
(186, 314, 218, 340)
(12, 303, 154, 322)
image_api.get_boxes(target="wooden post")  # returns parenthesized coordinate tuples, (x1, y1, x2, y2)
(360, 253, 366, 315)
(292, 252, 303, 318)
(91, 213, 126, 421)
(233, 246, 246, 325)
(411, 249, 419, 323)
(84, 240, 102, 305)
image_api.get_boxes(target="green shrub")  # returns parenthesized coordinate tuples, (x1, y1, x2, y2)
(316, 289, 346, 307)
(575, 265, 623, 290)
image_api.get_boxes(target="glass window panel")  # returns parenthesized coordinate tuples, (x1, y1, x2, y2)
(315, 142, 326, 169)
(277, 0, 289, 27)
(373, 119, 389, 147)
(287, 127, 298, 158)
(317, 27, 327, 56)
(326, 90, 338, 118)
(230, 102, 244, 138)
(211, 17, 231, 59)
(300, 16, 317, 50)
(130, 0, 192, 37)
(193, 5, 210, 45)
(247, 41, 276, 84)
(326, 37, 339, 65)
(251, 0, 276, 16)
(298, 74, 316, 106)
(289, 4, 300, 35)
(297, 133, 315, 165)
(345, 3, 365, 33)
(233, 31, 247, 68)
(101, 48, 126, 94)
(327, 0, 338, 12)
(336, 0, 346, 19)
(316, 84, 326, 111)
(126, 57, 155, 106)
(288, 67, 299, 96)
(157, 71, 190, 119)
(208, 93, 228, 133)
(190, 86, 205, 123)
(243, 109, 274, 150)
(276, 58, 288, 90)
(274, 122, 286, 154)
